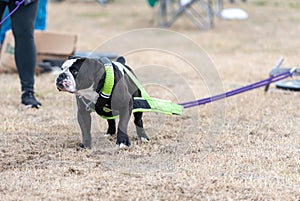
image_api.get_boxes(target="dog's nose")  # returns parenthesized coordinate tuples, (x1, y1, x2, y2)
(58, 72, 67, 81)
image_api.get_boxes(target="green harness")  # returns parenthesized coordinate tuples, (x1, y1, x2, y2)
(98, 62, 183, 119)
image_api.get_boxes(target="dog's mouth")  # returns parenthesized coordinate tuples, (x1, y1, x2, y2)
(56, 83, 64, 91)
(56, 70, 77, 93)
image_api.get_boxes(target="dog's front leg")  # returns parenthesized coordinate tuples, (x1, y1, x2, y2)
(76, 96, 92, 148)
(116, 107, 131, 148)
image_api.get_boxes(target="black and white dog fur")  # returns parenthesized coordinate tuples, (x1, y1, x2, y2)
(56, 56, 149, 148)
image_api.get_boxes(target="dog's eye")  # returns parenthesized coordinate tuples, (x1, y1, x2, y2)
(70, 68, 78, 77)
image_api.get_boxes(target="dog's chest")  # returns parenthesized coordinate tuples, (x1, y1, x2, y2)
(76, 84, 99, 103)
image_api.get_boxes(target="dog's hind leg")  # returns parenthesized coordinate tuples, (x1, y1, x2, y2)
(134, 112, 149, 142)
(105, 119, 116, 137)
(116, 107, 131, 148)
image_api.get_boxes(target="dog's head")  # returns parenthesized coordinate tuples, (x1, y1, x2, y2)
(56, 56, 105, 93)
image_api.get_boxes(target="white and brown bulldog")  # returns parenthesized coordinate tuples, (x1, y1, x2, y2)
(55, 56, 149, 148)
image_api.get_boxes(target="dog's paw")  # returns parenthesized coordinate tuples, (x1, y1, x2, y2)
(116, 129, 131, 147)
(136, 127, 150, 142)
(140, 137, 150, 143)
(116, 138, 131, 148)
(104, 133, 114, 137)
(76, 142, 91, 149)
(116, 143, 130, 149)
(104, 130, 115, 138)
(104, 127, 116, 137)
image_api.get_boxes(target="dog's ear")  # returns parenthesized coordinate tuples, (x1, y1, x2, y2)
(67, 57, 86, 72)
(116, 56, 126, 65)
(61, 57, 85, 71)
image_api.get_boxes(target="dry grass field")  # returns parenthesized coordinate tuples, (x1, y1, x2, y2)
(0, 0, 300, 200)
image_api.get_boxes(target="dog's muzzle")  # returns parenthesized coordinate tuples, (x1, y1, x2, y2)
(55, 71, 77, 93)
(56, 72, 68, 91)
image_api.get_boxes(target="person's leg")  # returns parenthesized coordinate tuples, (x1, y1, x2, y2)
(10, 1, 38, 92)
(10, 1, 41, 108)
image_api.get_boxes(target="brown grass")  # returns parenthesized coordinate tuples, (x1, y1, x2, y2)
(0, 0, 300, 200)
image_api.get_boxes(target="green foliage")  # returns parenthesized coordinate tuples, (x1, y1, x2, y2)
(288, 2, 300, 9)
(253, 1, 300, 9)
(253, 0, 267, 7)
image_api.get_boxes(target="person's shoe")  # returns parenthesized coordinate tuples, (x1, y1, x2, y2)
(21, 91, 42, 109)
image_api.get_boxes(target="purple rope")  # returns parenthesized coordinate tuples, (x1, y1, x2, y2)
(180, 70, 293, 109)
(0, 0, 25, 25)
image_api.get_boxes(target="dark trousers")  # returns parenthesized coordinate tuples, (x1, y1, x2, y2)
(0, 0, 38, 92)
